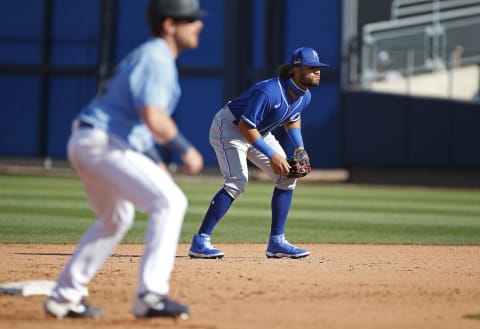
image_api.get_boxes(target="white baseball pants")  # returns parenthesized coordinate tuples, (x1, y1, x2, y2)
(51, 124, 187, 303)
(209, 105, 296, 199)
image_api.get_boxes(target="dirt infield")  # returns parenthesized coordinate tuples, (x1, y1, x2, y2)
(1, 243, 479, 329)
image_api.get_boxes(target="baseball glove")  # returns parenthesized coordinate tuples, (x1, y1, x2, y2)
(287, 149, 312, 178)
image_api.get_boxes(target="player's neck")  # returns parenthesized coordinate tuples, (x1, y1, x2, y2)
(161, 36, 180, 59)
(287, 78, 307, 99)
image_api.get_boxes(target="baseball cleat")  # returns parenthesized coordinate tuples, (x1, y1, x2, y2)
(44, 297, 103, 319)
(266, 234, 310, 259)
(188, 234, 224, 259)
(132, 292, 190, 319)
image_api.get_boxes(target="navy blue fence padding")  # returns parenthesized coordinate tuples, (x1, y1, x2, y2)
(407, 98, 451, 166)
(342, 91, 480, 169)
(451, 102, 480, 168)
(343, 92, 409, 165)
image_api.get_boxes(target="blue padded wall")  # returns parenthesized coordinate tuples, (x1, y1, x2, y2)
(0, 76, 41, 155)
(0, 1, 43, 64)
(47, 77, 97, 157)
(50, 0, 99, 65)
(283, 0, 341, 168)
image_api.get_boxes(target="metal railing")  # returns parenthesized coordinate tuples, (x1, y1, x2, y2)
(361, 0, 480, 100)
(391, 0, 480, 19)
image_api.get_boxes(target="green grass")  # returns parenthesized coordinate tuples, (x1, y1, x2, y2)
(464, 313, 480, 320)
(1, 174, 480, 245)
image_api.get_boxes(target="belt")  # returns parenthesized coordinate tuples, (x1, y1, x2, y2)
(232, 119, 238, 126)
(78, 120, 94, 129)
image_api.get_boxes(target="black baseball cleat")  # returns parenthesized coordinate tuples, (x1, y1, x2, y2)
(44, 297, 103, 319)
(132, 292, 190, 319)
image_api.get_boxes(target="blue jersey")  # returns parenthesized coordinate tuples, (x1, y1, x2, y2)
(76, 38, 180, 152)
(228, 77, 311, 135)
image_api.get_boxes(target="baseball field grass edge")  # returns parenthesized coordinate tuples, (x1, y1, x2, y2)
(1, 174, 480, 245)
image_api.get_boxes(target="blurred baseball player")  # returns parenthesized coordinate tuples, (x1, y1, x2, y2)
(44, 0, 206, 319)
(189, 47, 328, 259)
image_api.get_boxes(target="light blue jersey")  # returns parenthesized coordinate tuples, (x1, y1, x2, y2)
(77, 38, 180, 152)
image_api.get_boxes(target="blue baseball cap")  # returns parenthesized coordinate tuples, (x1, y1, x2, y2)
(290, 47, 329, 67)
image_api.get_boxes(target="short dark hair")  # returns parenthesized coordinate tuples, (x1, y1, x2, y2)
(146, 9, 167, 36)
(278, 64, 294, 79)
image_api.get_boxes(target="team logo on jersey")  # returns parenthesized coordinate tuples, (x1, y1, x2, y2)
(290, 113, 301, 121)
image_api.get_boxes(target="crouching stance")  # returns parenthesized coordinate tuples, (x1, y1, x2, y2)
(44, 0, 206, 319)
(189, 47, 328, 259)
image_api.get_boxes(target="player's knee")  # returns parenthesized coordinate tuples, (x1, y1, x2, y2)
(224, 177, 248, 199)
(151, 186, 188, 215)
(171, 189, 188, 213)
(275, 175, 297, 191)
(96, 204, 135, 235)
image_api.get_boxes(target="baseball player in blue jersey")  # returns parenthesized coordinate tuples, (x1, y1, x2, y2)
(189, 47, 328, 259)
(44, 0, 206, 320)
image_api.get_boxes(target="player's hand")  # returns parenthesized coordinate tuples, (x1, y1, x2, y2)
(181, 147, 203, 175)
(269, 153, 291, 175)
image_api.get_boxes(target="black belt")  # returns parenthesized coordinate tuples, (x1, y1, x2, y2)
(78, 120, 94, 129)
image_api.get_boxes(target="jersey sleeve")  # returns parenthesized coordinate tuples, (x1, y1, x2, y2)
(240, 91, 271, 128)
(129, 58, 174, 112)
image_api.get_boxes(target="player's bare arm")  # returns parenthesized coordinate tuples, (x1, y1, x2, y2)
(141, 105, 177, 143)
(180, 148, 203, 175)
(141, 105, 203, 174)
(237, 119, 290, 175)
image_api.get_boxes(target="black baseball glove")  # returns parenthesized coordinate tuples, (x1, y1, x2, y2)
(287, 149, 312, 178)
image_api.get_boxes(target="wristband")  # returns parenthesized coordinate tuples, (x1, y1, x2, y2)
(165, 132, 192, 155)
(287, 127, 304, 148)
(252, 138, 276, 158)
